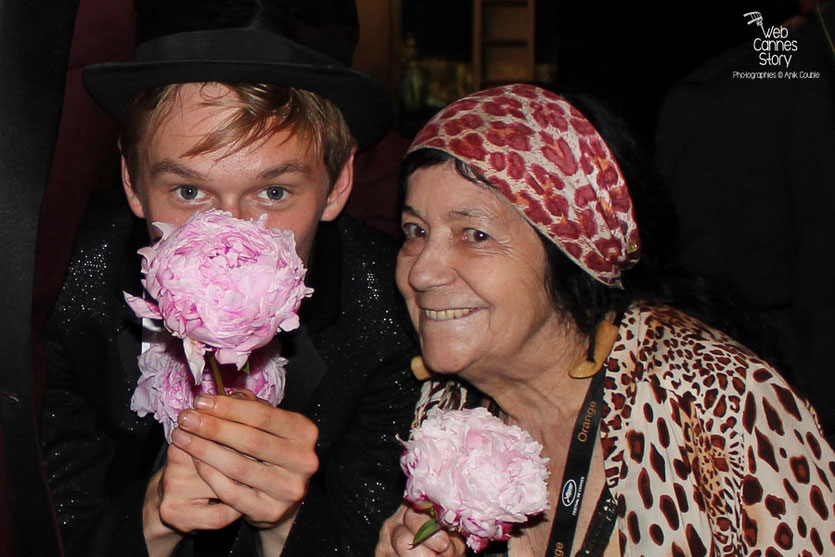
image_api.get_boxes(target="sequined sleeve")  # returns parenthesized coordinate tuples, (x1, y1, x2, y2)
(40, 187, 158, 556)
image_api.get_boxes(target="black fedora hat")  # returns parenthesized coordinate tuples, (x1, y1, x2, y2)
(83, 0, 392, 148)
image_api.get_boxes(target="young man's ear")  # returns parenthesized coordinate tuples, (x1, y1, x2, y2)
(121, 153, 146, 219)
(320, 149, 355, 222)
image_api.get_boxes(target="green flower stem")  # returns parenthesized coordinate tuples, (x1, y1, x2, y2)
(208, 353, 226, 395)
(411, 503, 442, 547)
(412, 517, 442, 547)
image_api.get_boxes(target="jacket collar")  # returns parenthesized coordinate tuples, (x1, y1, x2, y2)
(297, 219, 342, 335)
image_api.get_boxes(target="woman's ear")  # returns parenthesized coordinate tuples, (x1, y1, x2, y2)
(320, 149, 355, 222)
(121, 154, 146, 219)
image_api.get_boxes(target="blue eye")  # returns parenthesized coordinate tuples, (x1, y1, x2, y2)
(260, 187, 288, 201)
(464, 228, 490, 242)
(402, 222, 426, 239)
(176, 186, 205, 200)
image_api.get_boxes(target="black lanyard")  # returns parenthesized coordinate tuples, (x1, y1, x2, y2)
(544, 369, 605, 557)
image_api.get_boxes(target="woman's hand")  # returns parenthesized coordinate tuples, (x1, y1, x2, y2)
(143, 443, 241, 557)
(376, 503, 467, 557)
(170, 390, 319, 549)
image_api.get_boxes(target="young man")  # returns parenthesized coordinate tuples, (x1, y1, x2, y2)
(41, 2, 420, 555)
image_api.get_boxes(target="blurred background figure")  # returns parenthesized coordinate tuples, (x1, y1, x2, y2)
(0, 1, 78, 555)
(656, 2, 835, 438)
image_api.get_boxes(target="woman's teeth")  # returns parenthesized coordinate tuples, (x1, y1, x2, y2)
(423, 308, 475, 321)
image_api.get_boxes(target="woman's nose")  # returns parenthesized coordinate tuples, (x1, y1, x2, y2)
(407, 237, 456, 291)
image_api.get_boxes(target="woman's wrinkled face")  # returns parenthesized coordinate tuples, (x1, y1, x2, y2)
(396, 161, 563, 378)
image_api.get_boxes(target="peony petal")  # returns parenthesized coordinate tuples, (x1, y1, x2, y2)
(137, 246, 156, 264)
(124, 292, 162, 319)
(132, 334, 198, 442)
(182, 338, 207, 383)
(130, 373, 155, 417)
(277, 314, 300, 332)
(466, 534, 489, 552)
(151, 221, 177, 239)
(215, 348, 249, 370)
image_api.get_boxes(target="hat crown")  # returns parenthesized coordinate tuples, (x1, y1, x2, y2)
(83, 0, 393, 148)
(135, 0, 359, 65)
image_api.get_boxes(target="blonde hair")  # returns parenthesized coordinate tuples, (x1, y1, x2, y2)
(120, 82, 355, 187)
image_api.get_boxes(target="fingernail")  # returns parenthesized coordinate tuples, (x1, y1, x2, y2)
(172, 428, 191, 446)
(230, 391, 247, 399)
(194, 396, 213, 410)
(179, 411, 199, 429)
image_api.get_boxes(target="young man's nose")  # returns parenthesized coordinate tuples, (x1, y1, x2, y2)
(215, 198, 244, 219)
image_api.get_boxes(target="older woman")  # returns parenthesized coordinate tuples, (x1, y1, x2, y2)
(377, 84, 835, 556)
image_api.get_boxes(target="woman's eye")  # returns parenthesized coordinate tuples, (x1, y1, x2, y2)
(463, 228, 490, 242)
(175, 186, 205, 201)
(259, 186, 288, 201)
(402, 222, 426, 240)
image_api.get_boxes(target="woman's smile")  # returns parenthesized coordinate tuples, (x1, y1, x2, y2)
(421, 307, 479, 321)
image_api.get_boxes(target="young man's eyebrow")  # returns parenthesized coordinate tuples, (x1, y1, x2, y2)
(150, 159, 206, 180)
(149, 159, 313, 181)
(258, 161, 313, 180)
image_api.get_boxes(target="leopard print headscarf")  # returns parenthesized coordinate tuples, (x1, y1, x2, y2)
(408, 83, 641, 288)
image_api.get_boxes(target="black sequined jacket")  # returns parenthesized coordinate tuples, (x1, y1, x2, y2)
(41, 188, 420, 556)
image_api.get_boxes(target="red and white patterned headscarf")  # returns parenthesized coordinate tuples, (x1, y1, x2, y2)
(408, 83, 641, 288)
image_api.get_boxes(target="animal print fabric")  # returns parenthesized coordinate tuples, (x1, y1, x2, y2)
(407, 83, 641, 288)
(413, 305, 835, 555)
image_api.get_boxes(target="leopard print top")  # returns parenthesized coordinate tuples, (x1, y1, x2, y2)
(413, 305, 835, 555)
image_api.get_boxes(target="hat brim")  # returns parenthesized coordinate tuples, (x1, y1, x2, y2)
(83, 59, 393, 149)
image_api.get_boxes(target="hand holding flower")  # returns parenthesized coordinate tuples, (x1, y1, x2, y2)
(170, 390, 319, 553)
(126, 210, 317, 552)
(376, 503, 467, 557)
(143, 443, 241, 557)
(400, 407, 550, 552)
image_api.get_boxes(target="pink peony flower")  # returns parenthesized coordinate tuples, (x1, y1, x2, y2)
(131, 334, 286, 442)
(124, 210, 311, 381)
(401, 407, 550, 552)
